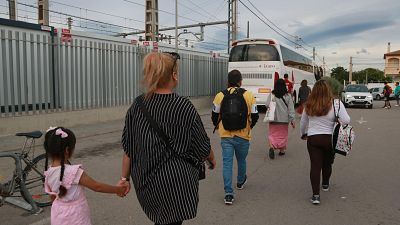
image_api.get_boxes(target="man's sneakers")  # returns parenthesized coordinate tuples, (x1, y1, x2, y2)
(237, 176, 247, 190)
(224, 195, 234, 205)
(310, 195, 321, 205)
(322, 184, 329, 192)
(269, 148, 275, 159)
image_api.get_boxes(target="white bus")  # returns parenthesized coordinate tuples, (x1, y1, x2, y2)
(228, 38, 321, 105)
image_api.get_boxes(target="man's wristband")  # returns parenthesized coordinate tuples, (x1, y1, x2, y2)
(121, 177, 130, 182)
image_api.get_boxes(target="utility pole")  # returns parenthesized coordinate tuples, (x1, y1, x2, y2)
(8, 0, 17, 20)
(366, 70, 368, 84)
(312, 47, 316, 61)
(38, 0, 49, 25)
(175, 0, 178, 52)
(67, 17, 73, 30)
(246, 21, 249, 38)
(145, 0, 159, 41)
(228, 0, 238, 53)
(349, 56, 353, 83)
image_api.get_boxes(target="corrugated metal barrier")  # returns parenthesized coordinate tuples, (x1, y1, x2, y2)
(0, 20, 228, 117)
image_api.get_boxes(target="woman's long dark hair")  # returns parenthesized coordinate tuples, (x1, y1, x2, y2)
(272, 79, 288, 98)
(44, 127, 76, 198)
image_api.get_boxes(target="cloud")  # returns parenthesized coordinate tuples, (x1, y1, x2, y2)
(357, 48, 370, 55)
(296, 6, 399, 45)
(288, 20, 304, 28)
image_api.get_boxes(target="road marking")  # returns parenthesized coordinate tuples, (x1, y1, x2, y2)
(357, 116, 367, 124)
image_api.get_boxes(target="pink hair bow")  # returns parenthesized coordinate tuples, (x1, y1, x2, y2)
(55, 128, 68, 138)
(46, 126, 57, 133)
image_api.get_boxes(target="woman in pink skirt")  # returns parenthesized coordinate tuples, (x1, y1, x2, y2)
(265, 79, 295, 159)
(43, 127, 127, 225)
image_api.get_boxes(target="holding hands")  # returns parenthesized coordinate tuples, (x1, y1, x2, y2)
(116, 178, 131, 197)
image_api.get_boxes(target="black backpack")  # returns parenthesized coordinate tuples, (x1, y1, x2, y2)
(219, 88, 248, 131)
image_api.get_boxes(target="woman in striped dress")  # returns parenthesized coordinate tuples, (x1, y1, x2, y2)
(119, 52, 216, 225)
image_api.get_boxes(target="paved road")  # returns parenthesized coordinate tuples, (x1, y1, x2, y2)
(1, 102, 399, 225)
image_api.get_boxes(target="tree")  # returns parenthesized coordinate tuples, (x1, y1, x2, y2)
(352, 68, 392, 83)
(330, 66, 349, 84)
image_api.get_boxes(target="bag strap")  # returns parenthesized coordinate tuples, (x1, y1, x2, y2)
(333, 99, 340, 122)
(281, 96, 289, 108)
(137, 96, 173, 151)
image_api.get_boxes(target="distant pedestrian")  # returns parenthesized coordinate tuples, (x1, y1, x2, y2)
(300, 80, 351, 205)
(296, 79, 311, 114)
(284, 73, 294, 95)
(212, 69, 259, 205)
(383, 81, 392, 109)
(394, 82, 400, 106)
(266, 78, 295, 159)
(44, 127, 127, 225)
(121, 52, 216, 225)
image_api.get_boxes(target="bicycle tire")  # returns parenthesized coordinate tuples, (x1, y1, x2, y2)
(21, 153, 52, 207)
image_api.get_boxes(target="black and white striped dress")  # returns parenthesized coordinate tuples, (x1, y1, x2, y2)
(122, 93, 211, 224)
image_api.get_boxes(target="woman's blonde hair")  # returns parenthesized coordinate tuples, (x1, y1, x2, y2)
(305, 80, 333, 117)
(143, 52, 178, 97)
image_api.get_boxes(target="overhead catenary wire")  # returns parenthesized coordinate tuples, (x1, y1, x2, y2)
(8, 0, 142, 32)
(237, 0, 313, 54)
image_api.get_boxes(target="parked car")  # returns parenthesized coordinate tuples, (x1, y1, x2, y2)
(369, 87, 395, 100)
(342, 84, 373, 108)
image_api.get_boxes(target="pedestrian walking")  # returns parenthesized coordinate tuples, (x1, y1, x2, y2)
(211, 69, 259, 205)
(300, 80, 351, 205)
(296, 79, 311, 114)
(43, 127, 127, 225)
(120, 52, 216, 225)
(394, 82, 400, 106)
(266, 78, 295, 159)
(383, 81, 392, 109)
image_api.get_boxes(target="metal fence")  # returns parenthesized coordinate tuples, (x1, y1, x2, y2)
(0, 21, 228, 117)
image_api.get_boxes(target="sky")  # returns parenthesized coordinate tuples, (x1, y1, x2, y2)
(1, 0, 400, 71)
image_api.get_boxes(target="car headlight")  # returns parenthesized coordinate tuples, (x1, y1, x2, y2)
(346, 95, 352, 98)
(366, 95, 372, 99)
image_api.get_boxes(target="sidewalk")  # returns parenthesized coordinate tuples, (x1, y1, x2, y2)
(0, 108, 211, 153)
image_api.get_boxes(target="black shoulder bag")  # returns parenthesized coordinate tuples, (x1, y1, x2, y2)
(136, 96, 206, 180)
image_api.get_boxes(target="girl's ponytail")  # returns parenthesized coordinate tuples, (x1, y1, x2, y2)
(58, 145, 67, 198)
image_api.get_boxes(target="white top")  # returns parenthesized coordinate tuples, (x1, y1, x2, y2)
(44, 164, 85, 202)
(300, 100, 350, 136)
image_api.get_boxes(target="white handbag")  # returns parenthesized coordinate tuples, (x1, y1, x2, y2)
(263, 95, 276, 122)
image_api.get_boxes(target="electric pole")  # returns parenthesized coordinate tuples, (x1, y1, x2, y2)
(349, 56, 353, 83)
(246, 21, 249, 38)
(175, 0, 178, 52)
(145, 0, 159, 41)
(38, 0, 49, 25)
(8, 0, 17, 20)
(228, 0, 238, 53)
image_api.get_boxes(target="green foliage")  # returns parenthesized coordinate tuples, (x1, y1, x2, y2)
(321, 77, 344, 97)
(352, 68, 392, 83)
(330, 66, 349, 84)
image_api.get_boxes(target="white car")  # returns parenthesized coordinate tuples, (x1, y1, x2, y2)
(342, 84, 373, 108)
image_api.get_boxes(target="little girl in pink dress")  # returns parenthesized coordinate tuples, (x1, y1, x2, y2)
(44, 127, 127, 225)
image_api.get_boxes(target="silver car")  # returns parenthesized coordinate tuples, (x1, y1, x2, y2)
(369, 87, 394, 100)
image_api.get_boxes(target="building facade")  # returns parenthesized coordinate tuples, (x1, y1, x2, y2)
(384, 43, 400, 81)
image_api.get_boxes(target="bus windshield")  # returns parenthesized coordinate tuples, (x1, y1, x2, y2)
(229, 44, 280, 62)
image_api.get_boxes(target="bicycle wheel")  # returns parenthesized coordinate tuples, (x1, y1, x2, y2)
(21, 153, 52, 207)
